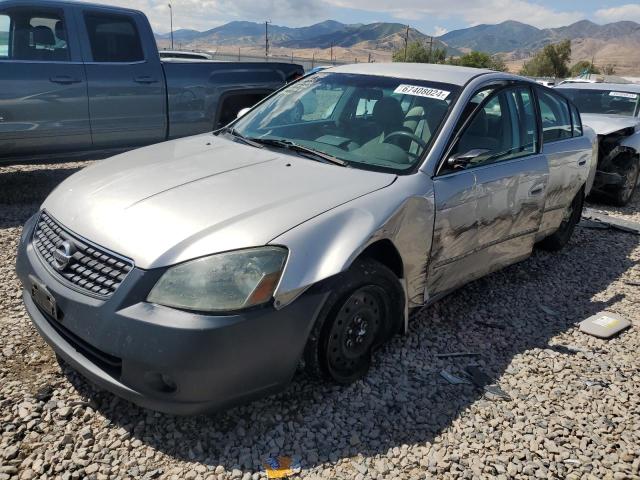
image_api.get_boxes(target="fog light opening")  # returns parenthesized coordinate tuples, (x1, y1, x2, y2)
(144, 372, 177, 393)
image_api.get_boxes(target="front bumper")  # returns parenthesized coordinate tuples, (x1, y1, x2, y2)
(16, 215, 327, 415)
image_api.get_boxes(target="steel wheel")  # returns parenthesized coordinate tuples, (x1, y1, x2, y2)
(616, 161, 639, 206)
(325, 285, 385, 383)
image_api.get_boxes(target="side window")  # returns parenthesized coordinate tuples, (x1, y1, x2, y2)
(0, 9, 69, 61)
(355, 98, 377, 118)
(0, 14, 9, 58)
(570, 104, 583, 137)
(536, 89, 572, 143)
(84, 13, 144, 62)
(446, 86, 537, 171)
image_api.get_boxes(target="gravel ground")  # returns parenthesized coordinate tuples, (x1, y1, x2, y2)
(1, 160, 639, 480)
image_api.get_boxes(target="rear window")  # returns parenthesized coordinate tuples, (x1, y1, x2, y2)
(537, 89, 572, 143)
(570, 104, 582, 137)
(84, 12, 143, 62)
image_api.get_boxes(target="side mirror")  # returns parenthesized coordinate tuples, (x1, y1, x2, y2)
(236, 107, 251, 119)
(447, 148, 490, 169)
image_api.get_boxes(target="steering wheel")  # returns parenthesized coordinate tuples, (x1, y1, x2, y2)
(383, 130, 428, 150)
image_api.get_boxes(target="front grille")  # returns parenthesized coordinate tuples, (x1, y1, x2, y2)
(33, 212, 133, 297)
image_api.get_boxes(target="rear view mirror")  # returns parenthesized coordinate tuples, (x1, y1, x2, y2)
(447, 149, 490, 169)
(237, 107, 251, 119)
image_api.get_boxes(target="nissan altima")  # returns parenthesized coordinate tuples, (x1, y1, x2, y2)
(17, 63, 596, 414)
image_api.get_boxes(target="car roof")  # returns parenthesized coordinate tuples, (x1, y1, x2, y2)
(556, 82, 640, 93)
(326, 63, 501, 86)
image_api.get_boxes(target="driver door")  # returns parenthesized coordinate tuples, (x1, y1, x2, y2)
(427, 84, 549, 297)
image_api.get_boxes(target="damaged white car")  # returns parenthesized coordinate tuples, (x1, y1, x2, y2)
(557, 83, 640, 205)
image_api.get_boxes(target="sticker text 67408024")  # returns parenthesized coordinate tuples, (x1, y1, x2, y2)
(393, 85, 451, 101)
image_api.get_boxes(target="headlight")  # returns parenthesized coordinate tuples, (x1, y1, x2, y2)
(147, 247, 287, 312)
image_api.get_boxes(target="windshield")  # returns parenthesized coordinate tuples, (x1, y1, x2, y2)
(230, 72, 460, 173)
(559, 88, 640, 117)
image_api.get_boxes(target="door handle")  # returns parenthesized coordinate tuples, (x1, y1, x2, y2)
(50, 75, 82, 84)
(529, 185, 545, 196)
(134, 76, 159, 84)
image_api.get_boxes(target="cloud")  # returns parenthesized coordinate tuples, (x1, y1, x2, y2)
(325, 0, 584, 28)
(82, 0, 326, 32)
(595, 4, 640, 24)
(432, 25, 448, 37)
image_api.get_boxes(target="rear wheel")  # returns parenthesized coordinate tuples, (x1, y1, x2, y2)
(612, 160, 640, 206)
(538, 187, 584, 251)
(304, 258, 403, 384)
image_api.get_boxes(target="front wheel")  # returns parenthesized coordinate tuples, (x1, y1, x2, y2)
(538, 187, 584, 252)
(304, 258, 404, 384)
(612, 160, 639, 207)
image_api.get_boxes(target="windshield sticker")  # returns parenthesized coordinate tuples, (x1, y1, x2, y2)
(394, 85, 450, 100)
(609, 91, 638, 99)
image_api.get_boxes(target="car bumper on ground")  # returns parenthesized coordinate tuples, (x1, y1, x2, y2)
(16, 216, 327, 415)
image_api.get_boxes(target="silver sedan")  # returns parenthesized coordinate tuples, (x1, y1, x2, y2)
(17, 63, 597, 414)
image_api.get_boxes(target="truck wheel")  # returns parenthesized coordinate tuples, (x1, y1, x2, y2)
(304, 258, 403, 384)
(612, 160, 639, 206)
(538, 188, 584, 252)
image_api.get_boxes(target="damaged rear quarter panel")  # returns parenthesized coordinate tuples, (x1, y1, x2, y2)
(271, 173, 435, 310)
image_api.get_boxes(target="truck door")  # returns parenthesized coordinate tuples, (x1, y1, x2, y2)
(0, 5, 90, 158)
(428, 84, 548, 296)
(76, 8, 166, 149)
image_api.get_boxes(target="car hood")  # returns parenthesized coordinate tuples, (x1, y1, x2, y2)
(580, 113, 640, 136)
(43, 134, 396, 269)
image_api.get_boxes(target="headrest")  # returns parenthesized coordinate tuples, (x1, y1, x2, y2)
(33, 26, 55, 46)
(372, 97, 405, 132)
(55, 20, 66, 41)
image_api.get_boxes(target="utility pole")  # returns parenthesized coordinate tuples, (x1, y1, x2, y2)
(312, 52, 315, 68)
(168, 3, 174, 50)
(265, 20, 271, 61)
(404, 24, 409, 61)
(428, 36, 433, 62)
(238, 46, 240, 61)
(368, 52, 372, 63)
(330, 42, 334, 64)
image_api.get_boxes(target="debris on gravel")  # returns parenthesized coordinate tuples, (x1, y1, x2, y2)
(1, 161, 639, 479)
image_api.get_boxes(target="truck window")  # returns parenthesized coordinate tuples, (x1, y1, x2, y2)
(0, 15, 8, 58)
(0, 9, 69, 61)
(84, 13, 144, 63)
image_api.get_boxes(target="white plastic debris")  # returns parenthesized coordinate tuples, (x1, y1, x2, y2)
(579, 312, 631, 339)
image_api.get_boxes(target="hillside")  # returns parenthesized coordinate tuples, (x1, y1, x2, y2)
(439, 19, 640, 73)
(155, 18, 640, 75)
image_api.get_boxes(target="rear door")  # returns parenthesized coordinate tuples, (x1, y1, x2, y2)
(75, 8, 166, 148)
(0, 5, 90, 157)
(428, 84, 548, 296)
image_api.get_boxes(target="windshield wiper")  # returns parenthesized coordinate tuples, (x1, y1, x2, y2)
(246, 137, 348, 167)
(220, 127, 265, 149)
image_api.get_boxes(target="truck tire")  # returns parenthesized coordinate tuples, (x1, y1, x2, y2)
(304, 258, 404, 384)
(612, 159, 640, 207)
(538, 187, 584, 252)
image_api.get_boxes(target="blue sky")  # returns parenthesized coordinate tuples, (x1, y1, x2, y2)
(95, 0, 640, 35)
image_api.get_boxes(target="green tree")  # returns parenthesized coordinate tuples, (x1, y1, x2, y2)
(448, 51, 508, 71)
(520, 40, 572, 78)
(570, 60, 600, 77)
(392, 41, 446, 64)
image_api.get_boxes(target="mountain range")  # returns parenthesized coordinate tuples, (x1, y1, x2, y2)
(156, 18, 640, 74)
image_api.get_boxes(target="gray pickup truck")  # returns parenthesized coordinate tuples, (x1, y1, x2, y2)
(0, 0, 303, 161)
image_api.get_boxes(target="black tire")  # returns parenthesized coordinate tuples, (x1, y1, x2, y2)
(538, 187, 584, 252)
(612, 160, 640, 207)
(304, 258, 404, 384)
